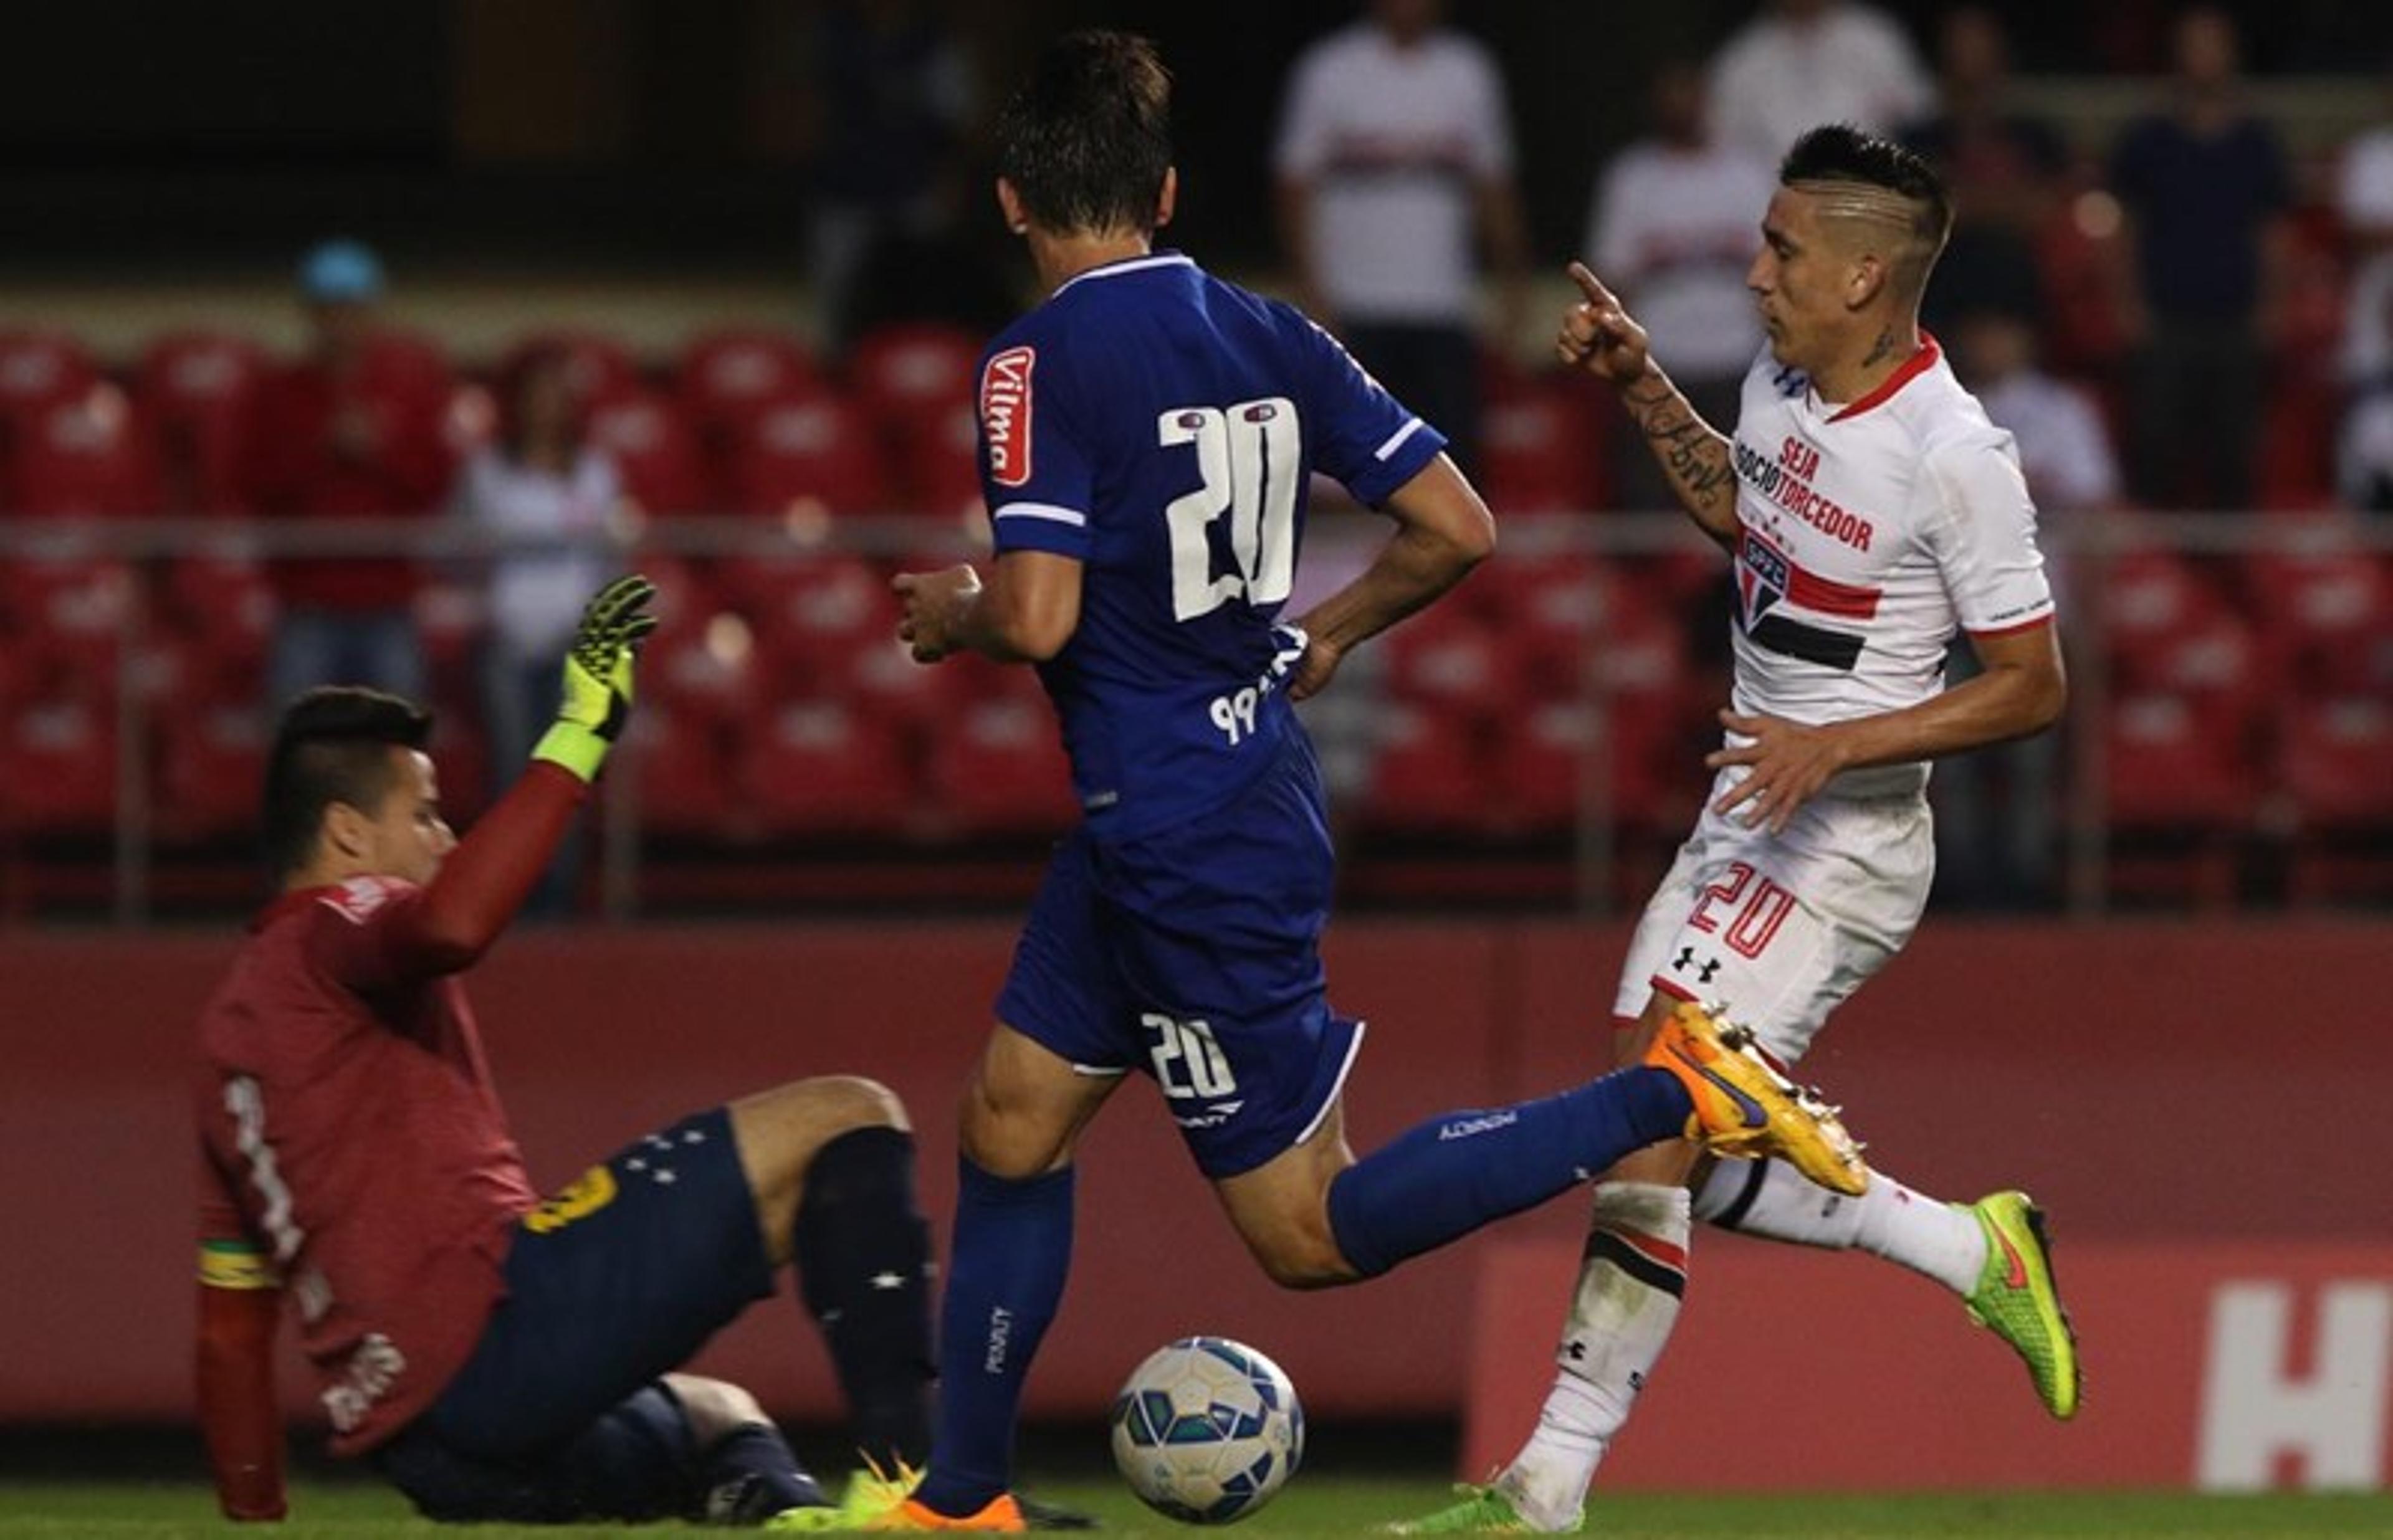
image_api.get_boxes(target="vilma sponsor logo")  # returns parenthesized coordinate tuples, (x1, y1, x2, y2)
(982, 346, 1036, 487)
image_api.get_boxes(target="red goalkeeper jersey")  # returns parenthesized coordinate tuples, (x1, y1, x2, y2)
(195, 872, 541, 1455)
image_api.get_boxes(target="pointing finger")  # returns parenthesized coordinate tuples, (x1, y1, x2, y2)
(1566, 261, 1620, 310)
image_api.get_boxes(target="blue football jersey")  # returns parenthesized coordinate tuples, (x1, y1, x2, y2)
(975, 251, 1445, 839)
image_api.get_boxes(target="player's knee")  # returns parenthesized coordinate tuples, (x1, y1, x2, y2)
(1249, 1227, 1352, 1291)
(664, 1374, 767, 1447)
(805, 1073, 910, 1137)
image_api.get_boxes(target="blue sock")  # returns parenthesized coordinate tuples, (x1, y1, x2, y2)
(914, 1158, 1074, 1517)
(1327, 1065, 1690, 1278)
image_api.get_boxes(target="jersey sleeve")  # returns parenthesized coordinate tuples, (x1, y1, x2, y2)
(1291, 316, 1449, 508)
(1923, 434, 2057, 637)
(977, 338, 1094, 561)
(1271, 49, 1334, 180)
(1460, 44, 1516, 181)
(196, 1140, 277, 1289)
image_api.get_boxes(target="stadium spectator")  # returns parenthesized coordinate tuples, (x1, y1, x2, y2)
(194, 582, 942, 1527)
(2107, 5, 2291, 512)
(795, 0, 975, 352)
(241, 240, 455, 705)
(1706, 0, 1934, 163)
(1274, 0, 1528, 475)
(2336, 56, 2393, 394)
(1937, 306, 2121, 908)
(880, 34, 1864, 1532)
(1584, 60, 1774, 511)
(455, 344, 632, 917)
(1899, 6, 2069, 339)
(1403, 129, 2077, 1535)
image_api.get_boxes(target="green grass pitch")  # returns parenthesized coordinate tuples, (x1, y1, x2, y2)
(2, 1480, 2391, 1538)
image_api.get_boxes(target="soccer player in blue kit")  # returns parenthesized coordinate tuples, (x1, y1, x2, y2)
(881, 33, 1868, 1531)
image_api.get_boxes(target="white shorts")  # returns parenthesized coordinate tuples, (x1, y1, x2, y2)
(1613, 772, 1936, 1065)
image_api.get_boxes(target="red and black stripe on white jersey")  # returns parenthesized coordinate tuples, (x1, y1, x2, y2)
(1720, 336, 2055, 796)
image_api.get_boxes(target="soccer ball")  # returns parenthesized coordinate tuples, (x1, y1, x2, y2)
(1109, 1336, 1304, 1524)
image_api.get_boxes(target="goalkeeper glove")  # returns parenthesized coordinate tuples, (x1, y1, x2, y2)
(532, 573, 658, 782)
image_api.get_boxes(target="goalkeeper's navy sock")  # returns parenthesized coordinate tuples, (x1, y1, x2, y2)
(914, 1158, 1074, 1517)
(1327, 1067, 1689, 1278)
(698, 1422, 827, 1522)
(792, 1126, 935, 1470)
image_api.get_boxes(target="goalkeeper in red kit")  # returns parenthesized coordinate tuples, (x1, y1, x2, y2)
(193, 577, 941, 1527)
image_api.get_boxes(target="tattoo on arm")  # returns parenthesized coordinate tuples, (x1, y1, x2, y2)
(1622, 371, 1737, 538)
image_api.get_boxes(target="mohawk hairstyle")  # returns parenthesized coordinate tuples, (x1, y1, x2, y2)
(260, 686, 433, 877)
(994, 30, 1173, 237)
(1780, 123, 1954, 253)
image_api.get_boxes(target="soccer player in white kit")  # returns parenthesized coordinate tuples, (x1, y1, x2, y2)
(1398, 125, 2080, 1534)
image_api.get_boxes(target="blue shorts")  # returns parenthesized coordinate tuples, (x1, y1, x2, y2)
(374, 1106, 775, 1523)
(996, 734, 1365, 1179)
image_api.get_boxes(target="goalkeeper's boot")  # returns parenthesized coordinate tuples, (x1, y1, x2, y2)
(1383, 1480, 1583, 1534)
(768, 1458, 919, 1530)
(1962, 1190, 2082, 1419)
(1643, 999, 1868, 1196)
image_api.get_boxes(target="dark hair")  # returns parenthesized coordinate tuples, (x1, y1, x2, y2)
(260, 687, 434, 876)
(993, 31, 1172, 237)
(494, 343, 588, 463)
(1779, 123, 1953, 251)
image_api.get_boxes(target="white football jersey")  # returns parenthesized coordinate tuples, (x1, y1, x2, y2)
(1721, 336, 2055, 797)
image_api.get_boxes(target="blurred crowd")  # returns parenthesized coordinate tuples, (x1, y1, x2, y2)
(0, 0, 2389, 916)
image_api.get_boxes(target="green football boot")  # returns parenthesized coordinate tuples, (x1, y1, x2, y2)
(1961, 1190, 2083, 1419)
(1384, 1483, 1583, 1535)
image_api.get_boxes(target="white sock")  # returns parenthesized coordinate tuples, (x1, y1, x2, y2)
(1502, 1182, 1689, 1529)
(1693, 1157, 1989, 1295)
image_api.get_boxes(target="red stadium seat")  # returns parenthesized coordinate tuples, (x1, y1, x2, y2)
(1481, 367, 1602, 517)
(725, 395, 891, 519)
(738, 696, 917, 836)
(677, 330, 826, 442)
(0, 691, 117, 837)
(2100, 690, 2256, 907)
(1382, 593, 1513, 723)
(920, 680, 1077, 837)
(902, 397, 986, 523)
(2279, 695, 2393, 903)
(150, 696, 269, 843)
(586, 390, 708, 516)
(620, 701, 737, 839)
(728, 553, 900, 692)
(0, 330, 100, 425)
(138, 331, 265, 515)
(1360, 700, 1494, 834)
(2097, 549, 2233, 695)
(0, 556, 139, 692)
(7, 384, 162, 517)
(847, 322, 982, 425)
(495, 331, 643, 409)
(2249, 536, 2393, 698)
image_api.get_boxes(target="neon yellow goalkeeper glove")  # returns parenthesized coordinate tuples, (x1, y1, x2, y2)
(532, 573, 659, 782)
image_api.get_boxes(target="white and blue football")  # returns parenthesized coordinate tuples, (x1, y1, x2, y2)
(1109, 1336, 1304, 1524)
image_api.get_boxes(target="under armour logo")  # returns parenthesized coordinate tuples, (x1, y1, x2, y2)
(1565, 1339, 1588, 1362)
(1628, 1371, 1647, 1393)
(1671, 947, 1722, 984)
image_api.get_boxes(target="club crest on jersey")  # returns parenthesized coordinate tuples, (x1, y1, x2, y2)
(1737, 528, 1792, 625)
(982, 346, 1036, 487)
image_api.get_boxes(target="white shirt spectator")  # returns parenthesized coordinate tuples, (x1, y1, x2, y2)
(1274, 21, 1514, 324)
(1708, 2, 1934, 163)
(1588, 141, 1775, 379)
(1976, 368, 2119, 609)
(456, 445, 624, 662)
(2338, 386, 2393, 510)
(2337, 125, 2393, 384)
(1974, 371, 2120, 514)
